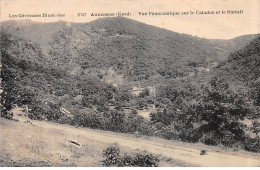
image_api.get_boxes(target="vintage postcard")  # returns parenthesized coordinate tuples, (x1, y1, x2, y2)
(0, 0, 260, 167)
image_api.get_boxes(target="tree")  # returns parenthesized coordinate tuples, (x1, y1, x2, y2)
(189, 77, 250, 145)
(105, 110, 125, 132)
(139, 88, 150, 98)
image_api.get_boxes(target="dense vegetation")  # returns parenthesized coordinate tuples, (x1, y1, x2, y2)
(1, 17, 259, 152)
(102, 143, 159, 167)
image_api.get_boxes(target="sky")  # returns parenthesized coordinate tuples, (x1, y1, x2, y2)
(0, 0, 259, 39)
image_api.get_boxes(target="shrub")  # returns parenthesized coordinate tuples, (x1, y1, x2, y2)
(0, 110, 13, 119)
(102, 143, 121, 166)
(119, 153, 133, 166)
(129, 151, 159, 167)
(102, 144, 159, 167)
(156, 125, 179, 140)
(243, 138, 260, 153)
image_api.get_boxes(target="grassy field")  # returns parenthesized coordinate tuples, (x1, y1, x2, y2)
(0, 117, 185, 167)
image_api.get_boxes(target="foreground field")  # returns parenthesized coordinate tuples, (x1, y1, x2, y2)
(0, 110, 260, 167)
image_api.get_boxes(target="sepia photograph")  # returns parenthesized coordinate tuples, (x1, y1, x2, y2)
(0, 0, 260, 167)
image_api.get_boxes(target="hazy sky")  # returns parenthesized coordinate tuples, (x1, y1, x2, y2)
(0, 0, 259, 39)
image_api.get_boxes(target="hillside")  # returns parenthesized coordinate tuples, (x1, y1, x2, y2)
(215, 36, 260, 108)
(1, 17, 258, 86)
(217, 36, 260, 84)
(209, 34, 260, 60)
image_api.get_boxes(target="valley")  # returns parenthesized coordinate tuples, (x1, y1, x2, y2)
(1, 17, 260, 166)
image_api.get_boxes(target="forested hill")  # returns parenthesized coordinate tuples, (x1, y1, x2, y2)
(215, 36, 260, 107)
(1, 17, 258, 87)
(217, 36, 260, 83)
(209, 34, 260, 59)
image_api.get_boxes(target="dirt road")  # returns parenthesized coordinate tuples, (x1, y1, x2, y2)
(1, 108, 260, 166)
(33, 121, 260, 166)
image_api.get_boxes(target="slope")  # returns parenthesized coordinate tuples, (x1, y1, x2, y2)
(215, 36, 260, 107)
